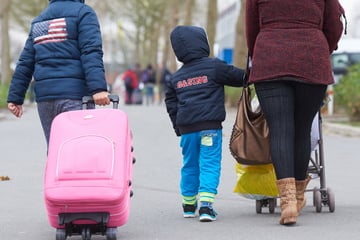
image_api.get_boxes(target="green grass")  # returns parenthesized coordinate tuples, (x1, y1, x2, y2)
(225, 86, 243, 107)
(340, 121, 360, 127)
(0, 83, 9, 108)
(328, 118, 360, 127)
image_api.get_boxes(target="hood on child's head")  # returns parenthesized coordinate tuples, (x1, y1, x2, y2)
(170, 25, 210, 64)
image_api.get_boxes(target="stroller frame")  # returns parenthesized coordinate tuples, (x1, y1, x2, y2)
(255, 110, 335, 214)
(306, 110, 335, 213)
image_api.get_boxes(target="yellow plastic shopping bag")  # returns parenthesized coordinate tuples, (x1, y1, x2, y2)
(234, 163, 278, 200)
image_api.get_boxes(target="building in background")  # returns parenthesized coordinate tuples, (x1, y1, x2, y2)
(216, 0, 238, 64)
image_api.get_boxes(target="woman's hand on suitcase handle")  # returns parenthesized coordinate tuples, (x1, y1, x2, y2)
(8, 103, 23, 118)
(92, 91, 111, 106)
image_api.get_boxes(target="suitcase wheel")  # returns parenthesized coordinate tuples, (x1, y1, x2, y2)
(106, 227, 118, 240)
(81, 227, 91, 240)
(56, 229, 66, 240)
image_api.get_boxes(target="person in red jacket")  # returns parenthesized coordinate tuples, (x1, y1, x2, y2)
(245, 0, 345, 226)
(122, 66, 139, 104)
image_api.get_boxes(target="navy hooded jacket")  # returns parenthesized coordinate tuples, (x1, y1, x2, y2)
(165, 26, 245, 136)
(7, 0, 107, 104)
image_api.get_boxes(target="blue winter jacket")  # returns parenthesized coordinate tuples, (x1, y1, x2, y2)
(165, 26, 245, 136)
(7, 0, 107, 104)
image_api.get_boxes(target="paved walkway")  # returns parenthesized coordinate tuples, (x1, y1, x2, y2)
(1, 105, 360, 137)
(1, 102, 360, 240)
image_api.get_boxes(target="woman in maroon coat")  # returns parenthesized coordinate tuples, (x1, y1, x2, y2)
(245, 0, 345, 225)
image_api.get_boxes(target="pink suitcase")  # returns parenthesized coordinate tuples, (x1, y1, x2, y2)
(44, 95, 134, 240)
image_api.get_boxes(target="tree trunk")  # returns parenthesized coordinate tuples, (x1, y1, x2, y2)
(206, 0, 217, 57)
(168, 2, 180, 72)
(184, 0, 195, 25)
(161, 21, 171, 69)
(150, 20, 160, 67)
(1, 0, 12, 84)
(233, 0, 247, 68)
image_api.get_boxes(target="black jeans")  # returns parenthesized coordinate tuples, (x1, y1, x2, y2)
(254, 80, 327, 180)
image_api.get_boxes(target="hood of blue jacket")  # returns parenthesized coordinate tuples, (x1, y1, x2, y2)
(170, 26, 210, 64)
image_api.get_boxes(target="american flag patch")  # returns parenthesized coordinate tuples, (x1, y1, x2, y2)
(33, 18, 68, 44)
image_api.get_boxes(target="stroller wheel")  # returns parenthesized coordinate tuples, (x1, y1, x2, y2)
(268, 198, 276, 214)
(327, 188, 335, 212)
(255, 200, 262, 214)
(314, 188, 322, 213)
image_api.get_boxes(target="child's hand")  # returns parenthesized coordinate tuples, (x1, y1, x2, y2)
(7, 103, 23, 118)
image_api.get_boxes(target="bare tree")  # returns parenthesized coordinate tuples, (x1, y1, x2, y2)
(184, 0, 196, 25)
(0, 0, 11, 84)
(1, 0, 49, 84)
(2, 0, 215, 84)
(166, 1, 181, 72)
(160, 18, 172, 69)
(206, 0, 217, 57)
(233, 0, 247, 68)
(10, 0, 48, 32)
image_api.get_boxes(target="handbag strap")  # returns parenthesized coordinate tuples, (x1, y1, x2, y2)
(243, 54, 251, 87)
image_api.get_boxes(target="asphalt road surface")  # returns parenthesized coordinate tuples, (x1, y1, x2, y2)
(1, 102, 359, 240)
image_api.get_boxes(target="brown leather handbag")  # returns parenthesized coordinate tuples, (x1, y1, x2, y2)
(229, 58, 271, 165)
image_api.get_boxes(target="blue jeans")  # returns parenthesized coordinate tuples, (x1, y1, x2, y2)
(180, 129, 222, 203)
(37, 99, 84, 146)
(144, 83, 155, 105)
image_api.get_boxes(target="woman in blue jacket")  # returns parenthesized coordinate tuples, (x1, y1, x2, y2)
(7, 0, 110, 146)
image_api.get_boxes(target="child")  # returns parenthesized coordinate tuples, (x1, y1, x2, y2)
(7, 0, 110, 147)
(165, 25, 245, 222)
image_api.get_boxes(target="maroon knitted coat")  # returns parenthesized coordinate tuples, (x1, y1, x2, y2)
(246, 0, 345, 85)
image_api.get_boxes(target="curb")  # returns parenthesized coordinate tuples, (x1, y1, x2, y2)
(1, 108, 360, 138)
(322, 122, 360, 138)
(0, 112, 6, 120)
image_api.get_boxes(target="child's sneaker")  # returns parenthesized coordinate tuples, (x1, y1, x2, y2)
(183, 204, 197, 218)
(199, 206, 217, 222)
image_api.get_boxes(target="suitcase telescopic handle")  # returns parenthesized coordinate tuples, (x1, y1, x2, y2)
(82, 94, 119, 109)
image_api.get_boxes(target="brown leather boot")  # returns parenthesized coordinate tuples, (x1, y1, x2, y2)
(276, 178, 298, 225)
(296, 176, 311, 213)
